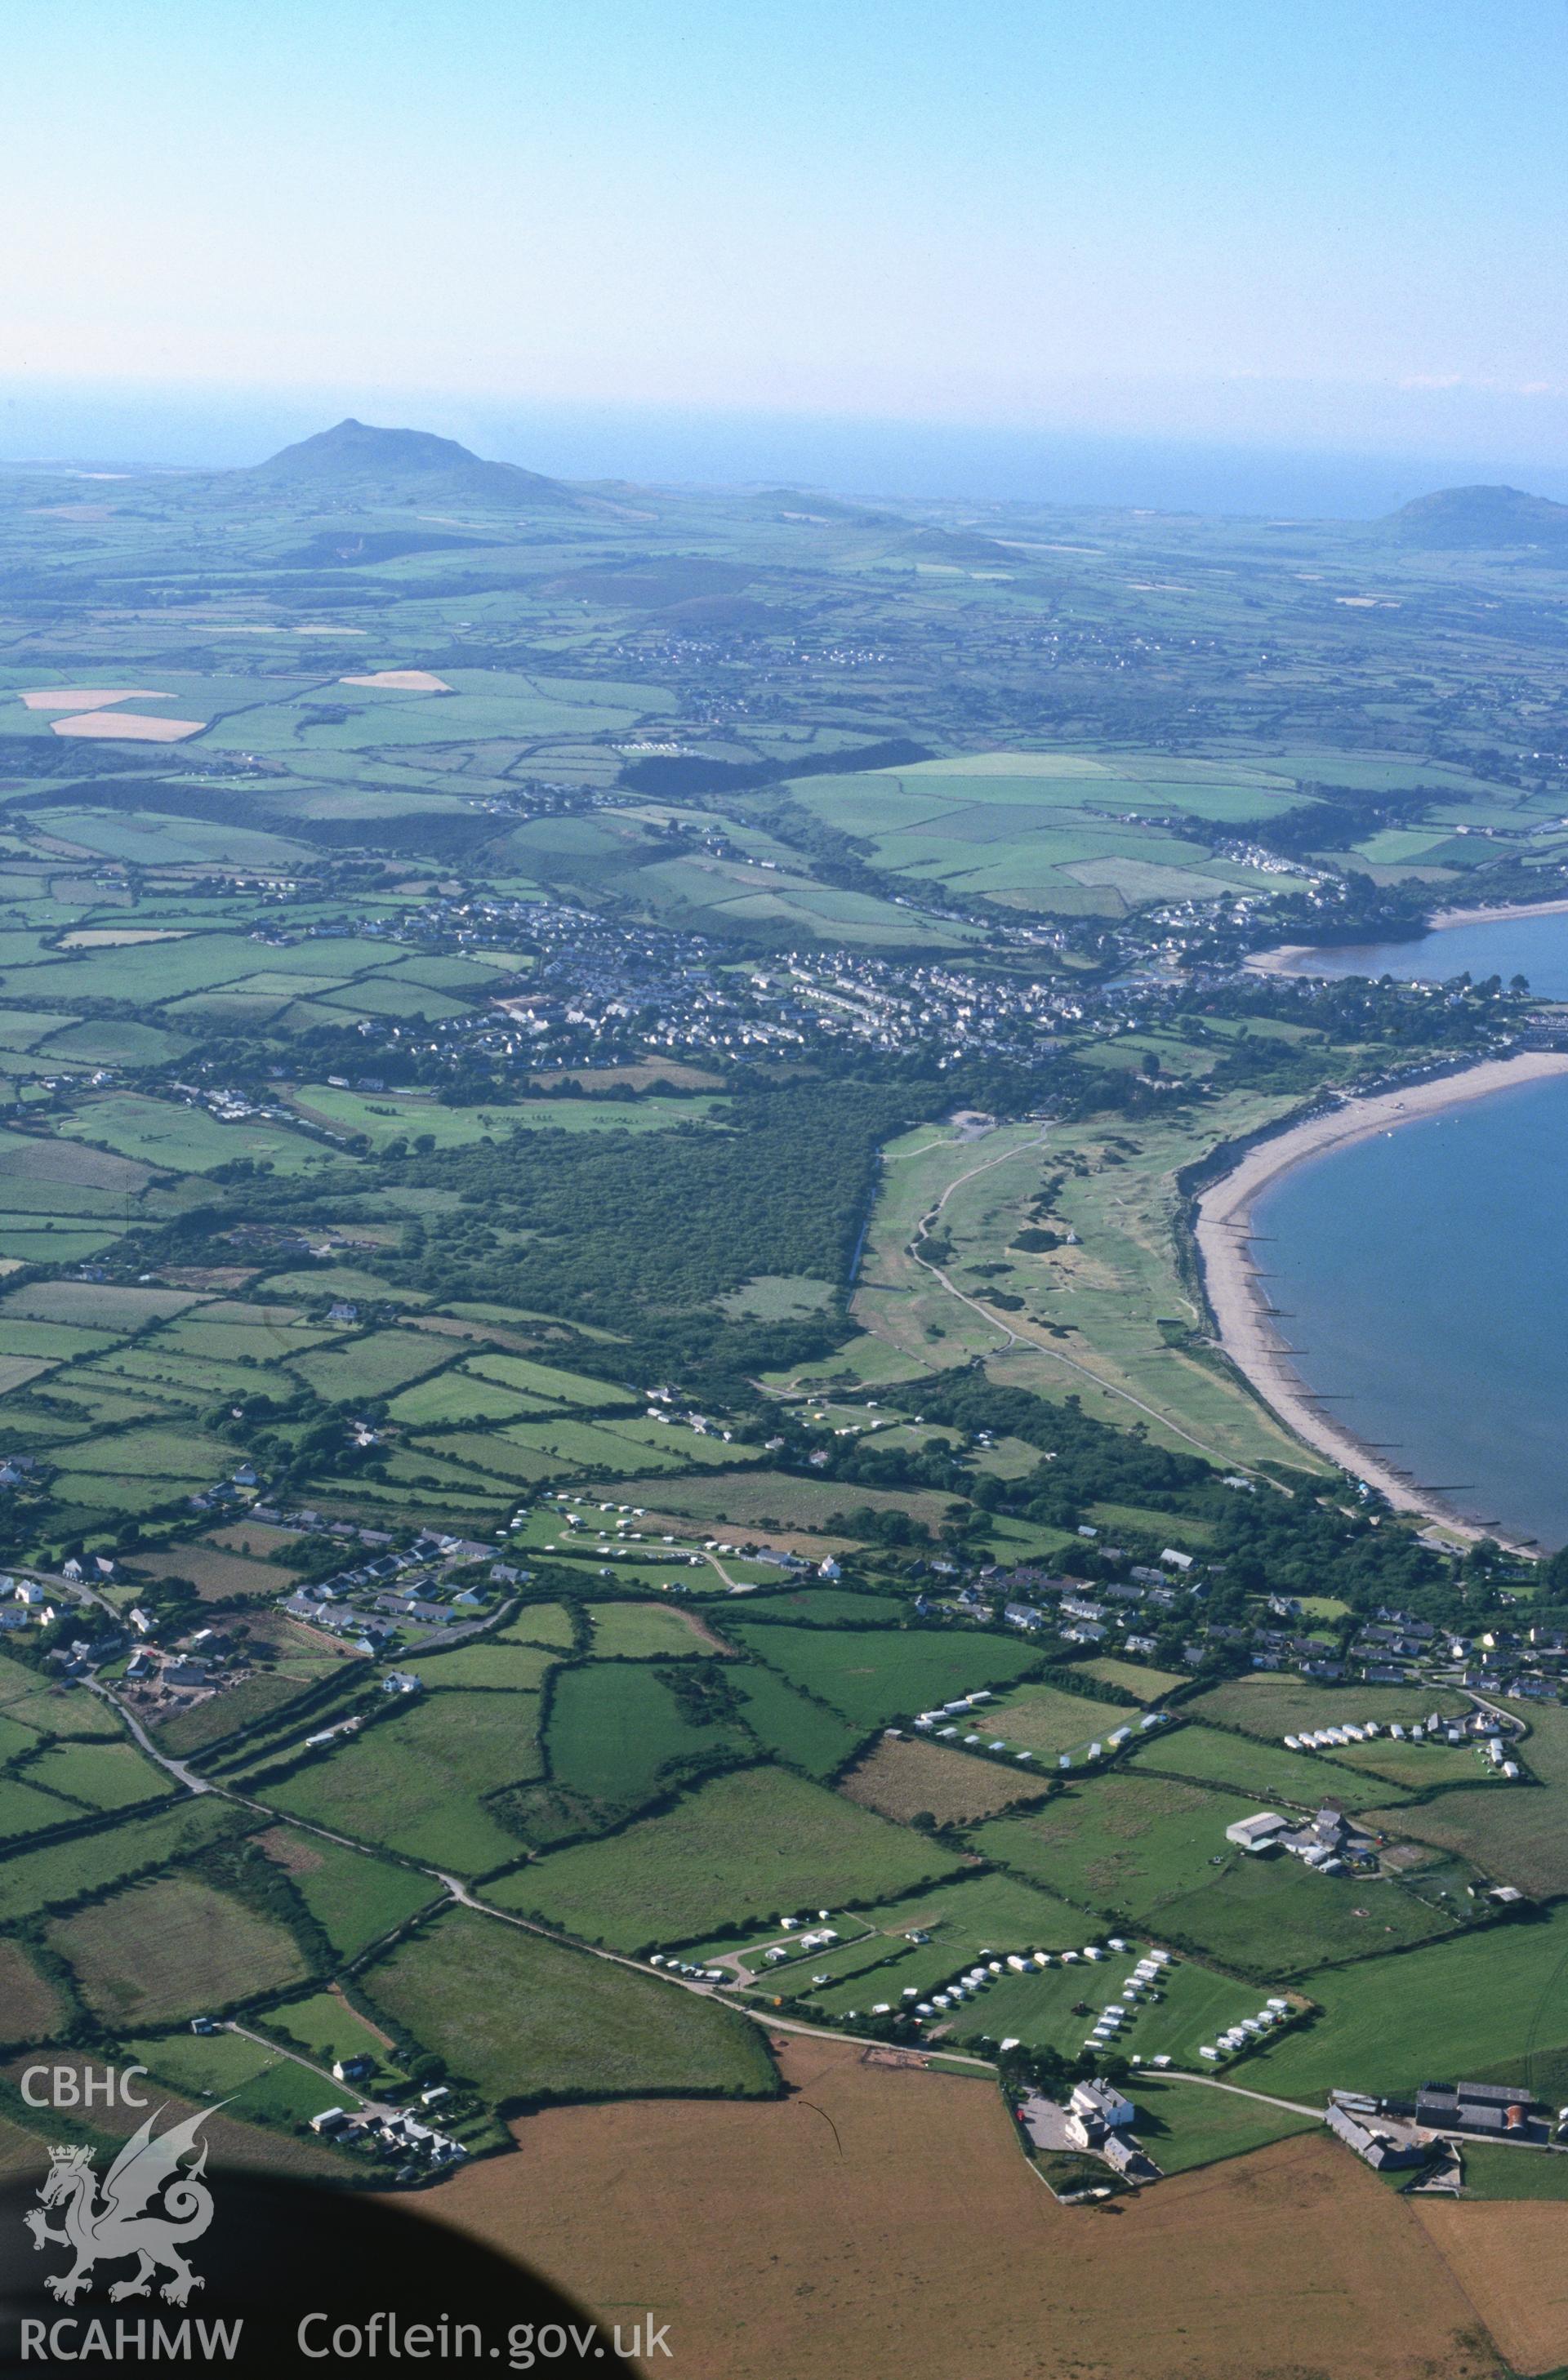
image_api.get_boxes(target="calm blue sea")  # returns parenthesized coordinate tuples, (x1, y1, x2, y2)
(1256, 1069, 1568, 1548)
(1268, 910, 1568, 1000)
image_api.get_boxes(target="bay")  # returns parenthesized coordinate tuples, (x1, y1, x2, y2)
(1263, 908, 1568, 998)
(1257, 1072, 1568, 1549)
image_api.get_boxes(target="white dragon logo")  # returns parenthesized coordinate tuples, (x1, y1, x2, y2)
(24, 2104, 220, 2307)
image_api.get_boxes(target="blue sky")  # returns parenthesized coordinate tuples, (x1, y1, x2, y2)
(2, 0, 1566, 488)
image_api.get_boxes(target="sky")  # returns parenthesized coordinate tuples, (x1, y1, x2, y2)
(2, 0, 1566, 503)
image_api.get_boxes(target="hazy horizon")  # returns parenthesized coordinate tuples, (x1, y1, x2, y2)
(7, 384, 1568, 522)
(4, 0, 1567, 517)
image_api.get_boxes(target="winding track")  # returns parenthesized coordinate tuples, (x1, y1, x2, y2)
(895, 1127, 1254, 1468)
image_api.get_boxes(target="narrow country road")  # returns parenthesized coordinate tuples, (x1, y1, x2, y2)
(60, 1586, 1321, 2128)
(87, 1679, 212, 1794)
(1152, 2069, 1326, 2118)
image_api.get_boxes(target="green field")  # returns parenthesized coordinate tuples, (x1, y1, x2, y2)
(1245, 1905, 1568, 2102)
(1076, 1657, 1189, 1702)
(486, 1763, 963, 1951)
(545, 1662, 748, 1817)
(727, 1664, 866, 1777)
(127, 2027, 350, 2132)
(289, 1329, 448, 1402)
(362, 1907, 777, 2103)
(499, 1603, 580, 1651)
(586, 1601, 715, 1658)
(0, 1777, 85, 1842)
(50, 1873, 308, 2023)
(259, 1690, 543, 1872)
(405, 1642, 558, 1691)
(942, 1950, 1290, 2074)
(1367, 1702, 1568, 1897)
(1449, 2141, 1568, 2200)
(1129, 2075, 1321, 2173)
(1187, 1676, 1468, 1742)
(737, 1868, 1094, 2004)
(253, 1826, 440, 1958)
(1130, 1721, 1405, 1812)
(724, 1588, 908, 1627)
(976, 1679, 1147, 1757)
(0, 1941, 63, 2047)
(971, 1775, 1463, 1975)
(252, 1986, 404, 2081)
(727, 1623, 1041, 1729)
(787, 751, 1316, 916)
(0, 1656, 124, 1740)
(0, 1799, 241, 1922)
(22, 1739, 173, 1811)
(56, 1091, 327, 1176)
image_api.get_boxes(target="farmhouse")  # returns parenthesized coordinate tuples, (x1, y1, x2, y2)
(1066, 2079, 1135, 2147)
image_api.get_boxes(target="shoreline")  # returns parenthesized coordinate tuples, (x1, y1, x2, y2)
(1194, 1051, 1568, 1549)
(1247, 895, 1568, 977)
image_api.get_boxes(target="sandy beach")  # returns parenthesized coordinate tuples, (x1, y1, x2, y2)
(1195, 1051, 1568, 1543)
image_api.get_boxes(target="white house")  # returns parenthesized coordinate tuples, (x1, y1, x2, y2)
(1067, 2079, 1137, 2146)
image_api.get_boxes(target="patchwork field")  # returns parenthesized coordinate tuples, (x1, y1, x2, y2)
(257, 1689, 545, 1872)
(726, 1622, 1042, 1729)
(486, 1764, 963, 1951)
(253, 1826, 441, 1958)
(972, 1775, 1463, 1974)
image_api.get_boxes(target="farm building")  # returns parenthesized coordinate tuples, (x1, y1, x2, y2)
(1414, 2080, 1544, 2139)
(1224, 1811, 1289, 1853)
(1326, 2105, 1425, 2171)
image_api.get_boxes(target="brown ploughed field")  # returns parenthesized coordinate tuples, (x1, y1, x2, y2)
(421, 2036, 1505, 2380)
(1414, 2200, 1568, 2378)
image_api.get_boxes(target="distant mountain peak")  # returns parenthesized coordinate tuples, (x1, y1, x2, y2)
(246, 417, 576, 509)
(1387, 483, 1568, 549)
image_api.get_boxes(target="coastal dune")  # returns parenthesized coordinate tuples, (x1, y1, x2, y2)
(1195, 1052, 1568, 1540)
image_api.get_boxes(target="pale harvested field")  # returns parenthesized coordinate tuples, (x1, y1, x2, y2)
(207, 1519, 305, 1560)
(58, 928, 190, 948)
(128, 1542, 298, 1600)
(51, 710, 204, 741)
(425, 2036, 1505, 2380)
(618, 1468, 959, 1534)
(342, 670, 452, 691)
(1414, 2201, 1568, 2378)
(842, 1734, 1048, 1824)
(625, 1508, 862, 1559)
(0, 1938, 60, 2044)
(20, 686, 167, 710)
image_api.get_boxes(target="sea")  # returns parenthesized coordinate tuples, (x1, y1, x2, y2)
(1253, 910, 1568, 1548)
(1264, 909, 1568, 1001)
